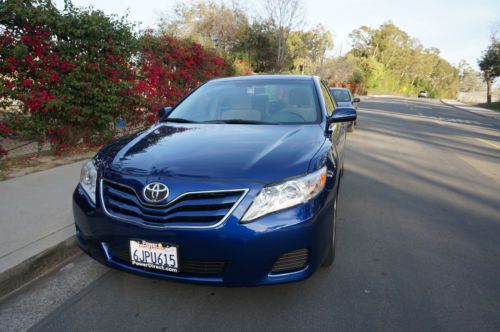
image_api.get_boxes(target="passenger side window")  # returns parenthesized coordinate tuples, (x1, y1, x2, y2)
(320, 83, 335, 116)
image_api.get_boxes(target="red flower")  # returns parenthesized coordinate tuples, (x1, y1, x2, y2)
(213, 57, 224, 67)
(60, 61, 74, 73)
(49, 72, 59, 83)
(4, 81, 14, 89)
(0, 122, 14, 136)
(24, 54, 33, 64)
(22, 78, 33, 87)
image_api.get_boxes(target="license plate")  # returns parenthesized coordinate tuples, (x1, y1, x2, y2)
(129, 240, 179, 273)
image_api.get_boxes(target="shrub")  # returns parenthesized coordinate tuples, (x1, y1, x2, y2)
(0, 0, 139, 153)
(136, 33, 233, 123)
(0, 1, 235, 155)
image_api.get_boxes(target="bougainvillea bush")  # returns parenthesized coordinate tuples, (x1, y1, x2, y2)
(137, 33, 233, 123)
(0, 0, 139, 153)
(0, 0, 234, 156)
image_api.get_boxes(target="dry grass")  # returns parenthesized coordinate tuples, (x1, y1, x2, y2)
(475, 102, 500, 112)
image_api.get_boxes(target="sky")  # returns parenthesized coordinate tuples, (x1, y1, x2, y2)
(53, 0, 500, 70)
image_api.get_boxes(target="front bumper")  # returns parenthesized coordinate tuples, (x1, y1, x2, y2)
(73, 180, 336, 286)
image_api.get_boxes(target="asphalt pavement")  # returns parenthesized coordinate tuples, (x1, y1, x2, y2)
(1, 97, 499, 331)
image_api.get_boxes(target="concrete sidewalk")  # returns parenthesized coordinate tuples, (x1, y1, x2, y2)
(441, 99, 500, 121)
(0, 161, 85, 276)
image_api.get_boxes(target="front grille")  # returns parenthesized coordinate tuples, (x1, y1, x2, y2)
(101, 179, 246, 226)
(271, 248, 309, 274)
(111, 246, 226, 276)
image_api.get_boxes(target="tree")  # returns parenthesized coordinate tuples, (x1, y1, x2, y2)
(458, 60, 484, 92)
(264, 0, 304, 71)
(233, 21, 277, 72)
(348, 22, 458, 98)
(287, 24, 333, 74)
(158, 0, 248, 53)
(322, 56, 357, 84)
(478, 31, 500, 104)
(349, 26, 375, 58)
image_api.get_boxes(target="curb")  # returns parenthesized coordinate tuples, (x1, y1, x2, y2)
(0, 236, 81, 300)
(440, 99, 462, 109)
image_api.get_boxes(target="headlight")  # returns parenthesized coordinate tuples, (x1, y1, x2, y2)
(242, 167, 327, 222)
(80, 160, 97, 203)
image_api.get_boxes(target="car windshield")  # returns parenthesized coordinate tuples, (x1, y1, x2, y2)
(331, 89, 351, 102)
(167, 79, 320, 124)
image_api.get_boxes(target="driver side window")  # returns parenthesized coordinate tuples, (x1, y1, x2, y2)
(320, 83, 335, 116)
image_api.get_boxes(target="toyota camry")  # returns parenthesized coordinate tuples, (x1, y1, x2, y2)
(73, 75, 357, 286)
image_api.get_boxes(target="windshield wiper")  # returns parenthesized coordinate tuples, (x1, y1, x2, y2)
(203, 119, 277, 125)
(162, 117, 198, 123)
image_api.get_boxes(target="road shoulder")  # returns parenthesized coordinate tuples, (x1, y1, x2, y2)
(0, 236, 80, 299)
(0, 254, 108, 331)
(440, 99, 500, 122)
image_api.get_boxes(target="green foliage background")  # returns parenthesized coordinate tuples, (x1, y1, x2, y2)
(161, 1, 459, 98)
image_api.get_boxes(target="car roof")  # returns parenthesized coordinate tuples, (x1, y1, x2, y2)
(209, 74, 317, 83)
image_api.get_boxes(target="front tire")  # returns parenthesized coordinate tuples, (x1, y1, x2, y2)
(322, 196, 337, 267)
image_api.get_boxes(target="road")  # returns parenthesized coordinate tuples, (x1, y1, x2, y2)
(1, 97, 500, 331)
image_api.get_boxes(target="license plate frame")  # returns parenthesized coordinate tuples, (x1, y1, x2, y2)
(129, 239, 179, 273)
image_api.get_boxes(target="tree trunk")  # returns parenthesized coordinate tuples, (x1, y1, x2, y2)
(276, 33, 282, 71)
(486, 73, 492, 104)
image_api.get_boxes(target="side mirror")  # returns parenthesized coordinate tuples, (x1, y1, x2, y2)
(328, 107, 357, 124)
(353, 97, 360, 103)
(158, 106, 172, 119)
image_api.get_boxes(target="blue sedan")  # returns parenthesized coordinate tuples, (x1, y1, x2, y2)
(73, 75, 356, 286)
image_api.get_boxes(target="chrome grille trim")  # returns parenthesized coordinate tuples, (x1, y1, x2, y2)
(100, 179, 249, 229)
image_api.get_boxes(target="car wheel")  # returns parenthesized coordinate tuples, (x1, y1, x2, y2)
(347, 122, 354, 132)
(322, 196, 337, 267)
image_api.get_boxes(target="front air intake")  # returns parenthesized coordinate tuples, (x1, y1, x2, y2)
(271, 248, 309, 274)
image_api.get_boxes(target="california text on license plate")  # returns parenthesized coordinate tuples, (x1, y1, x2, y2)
(129, 240, 179, 273)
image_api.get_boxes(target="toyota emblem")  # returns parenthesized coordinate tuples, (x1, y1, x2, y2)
(143, 182, 169, 203)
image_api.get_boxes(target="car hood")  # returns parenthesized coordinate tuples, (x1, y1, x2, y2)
(99, 123, 326, 184)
